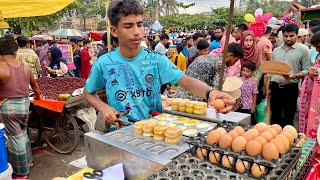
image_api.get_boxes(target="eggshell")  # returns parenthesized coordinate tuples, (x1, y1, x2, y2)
(236, 159, 249, 173)
(275, 134, 290, 150)
(246, 140, 262, 156)
(283, 125, 298, 139)
(221, 155, 234, 169)
(296, 138, 305, 147)
(265, 128, 278, 138)
(219, 134, 233, 149)
(233, 126, 245, 135)
(270, 138, 286, 153)
(206, 130, 222, 145)
(260, 132, 273, 142)
(196, 147, 207, 159)
(298, 133, 307, 140)
(271, 124, 282, 134)
(208, 151, 221, 164)
(247, 129, 260, 138)
(216, 127, 227, 135)
(242, 132, 254, 142)
(251, 163, 265, 178)
(254, 136, 268, 147)
(262, 143, 279, 161)
(228, 130, 240, 140)
(281, 131, 294, 145)
(212, 99, 225, 111)
(232, 136, 247, 153)
(253, 122, 268, 133)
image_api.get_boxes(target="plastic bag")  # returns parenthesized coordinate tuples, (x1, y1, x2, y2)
(255, 98, 267, 123)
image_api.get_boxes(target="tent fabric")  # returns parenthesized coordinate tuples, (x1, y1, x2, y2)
(0, 0, 75, 18)
(53, 28, 87, 37)
(31, 99, 66, 113)
(87, 32, 104, 41)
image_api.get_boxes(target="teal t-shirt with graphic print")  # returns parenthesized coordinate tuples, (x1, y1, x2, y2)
(86, 47, 184, 120)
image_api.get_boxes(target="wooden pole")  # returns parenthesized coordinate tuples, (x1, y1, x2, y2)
(218, 0, 235, 91)
(105, 0, 111, 52)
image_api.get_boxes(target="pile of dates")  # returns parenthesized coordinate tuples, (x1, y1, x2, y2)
(36, 77, 86, 100)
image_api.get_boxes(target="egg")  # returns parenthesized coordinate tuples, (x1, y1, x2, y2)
(296, 138, 305, 147)
(253, 122, 268, 133)
(262, 143, 279, 161)
(264, 128, 278, 138)
(281, 131, 294, 145)
(208, 151, 221, 164)
(260, 132, 273, 142)
(233, 126, 245, 135)
(196, 147, 207, 159)
(235, 159, 249, 173)
(232, 136, 247, 153)
(251, 163, 265, 178)
(298, 133, 307, 140)
(216, 127, 227, 135)
(270, 138, 286, 153)
(221, 155, 234, 169)
(246, 140, 262, 157)
(254, 136, 268, 147)
(275, 134, 290, 150)
(206, 130, 222, 145)
(219, 134, 233, 149)
(283, 125, 298, 139)
(247, 129, 260, 138)
(212, 99, 225, 111)
(271, 124, 282, 134)
(228, 130, 240, 140)
(242, 132, 254, 142)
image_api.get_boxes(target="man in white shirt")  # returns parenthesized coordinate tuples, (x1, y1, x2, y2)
(297, 28, 310, 50)
(154, 33, 169, 55)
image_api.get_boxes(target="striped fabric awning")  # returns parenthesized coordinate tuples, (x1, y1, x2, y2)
(0, 0, 75, 18)
(53, 28, 87, 38)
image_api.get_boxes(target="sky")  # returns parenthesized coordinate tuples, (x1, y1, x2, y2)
(177, 0, 230, 14)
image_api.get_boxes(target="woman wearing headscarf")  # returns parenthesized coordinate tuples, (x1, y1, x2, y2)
(39, 42, 49, 77)
(240, 30, 256, 68)
(44, 46, 68, 78)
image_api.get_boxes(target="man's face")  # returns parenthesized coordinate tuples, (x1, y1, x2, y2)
(85, 43, 91, 49)
(226, 53, 239, 67)
(301, 35, 307, 44)
(97, 45, 103, 51)
(283, 31, 297, 47)
(198, 47, 209, 56)
(78, 41, 83, 47)
(195, 37, 204, 45)
(187, 39, 194, 46)
(111, 14, 144, 50)
(269, 36, 276, 46)
(233, 27, 242, 41)
(215, 29, 223, 39)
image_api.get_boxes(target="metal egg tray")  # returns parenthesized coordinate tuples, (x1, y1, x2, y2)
(105, 126, 190, 160)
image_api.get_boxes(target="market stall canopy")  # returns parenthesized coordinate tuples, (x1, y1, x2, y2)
(87, 32, 104, 41)
(32, 34, 53, 40)
(0, 0, 75, 18)
(53, 28, 87, 38)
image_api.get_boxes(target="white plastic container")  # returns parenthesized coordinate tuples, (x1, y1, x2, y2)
(0, 163, 13, 180)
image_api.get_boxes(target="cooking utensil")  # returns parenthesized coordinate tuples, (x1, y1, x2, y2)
(83, 169, 103, 180)
(116, 109, 131, 119)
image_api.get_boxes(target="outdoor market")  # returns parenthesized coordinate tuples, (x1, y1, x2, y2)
(0, 0, 320, 180)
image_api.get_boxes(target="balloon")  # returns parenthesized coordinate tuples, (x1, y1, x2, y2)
(255, 8, 263, 17)
(249, 22, 267, 37)
(255, 15, 264, 23)
(263, 13, 273, 23)
(244, 14, 256, 23)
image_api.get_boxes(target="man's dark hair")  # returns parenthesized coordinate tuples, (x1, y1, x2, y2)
(36, 41, 43, 47)
(243, 61, 256, 71)
(97, 44, 103, 47)
(192, 32, 204, 41)
(102, 32, 108, 45)
(111, 35, 119, 45)
(69, 38, 78, 44)
(83, 39, 91, 45)
(16, 35, 29, 48)
(197, 39, 209, 50)
(309, 18, 320, 28)
(51, 40, 58, 45)
(211, 33, 217, 42)
(186, 36, 192, 42)
(215, 27, 225, 32)
(236, 24, 248, 32)
(311, 26, 320, 34)
(160, 33, 169, 41)
(0, 36, 19, 55)
(108, 0, 144, 26)
(282, 24, 299, 34)
(310, 31, 320, 46)
(265, 26, 272, 35)
(228, 42, 244, 58)
(176, 43, 183, 54)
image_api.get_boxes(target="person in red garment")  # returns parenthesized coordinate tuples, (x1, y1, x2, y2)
(80, 39, 92, 79)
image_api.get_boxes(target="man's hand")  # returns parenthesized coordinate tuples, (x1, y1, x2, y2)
(102, 105, 120, 124)
(309, 67, 319, 77)
(209, 91, 236, 114)
(266, 89, 271, 99)
(282, 74, 295, 81)
(251, 106, 256, 113)
(0, 99, 7, 108)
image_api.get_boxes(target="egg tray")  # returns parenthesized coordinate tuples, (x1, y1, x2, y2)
(105, 126, 190, 160)
(190, 120, 303, 168)
(154, 113, 217, 137)
(294, 158, 313, 180)
(147, 151, 254, 180)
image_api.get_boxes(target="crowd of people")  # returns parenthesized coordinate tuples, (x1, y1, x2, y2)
(1, 0, 320, 178)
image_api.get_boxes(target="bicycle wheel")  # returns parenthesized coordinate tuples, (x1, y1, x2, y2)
(28, 106, 42, 147)
(43, 113, 80, 154)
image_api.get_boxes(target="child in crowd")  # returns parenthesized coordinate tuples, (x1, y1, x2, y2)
(238, 61, 258, 125)
(171, 43, 187, 72)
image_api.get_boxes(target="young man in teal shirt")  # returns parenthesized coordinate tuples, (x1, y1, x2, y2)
(83, 0, 236, 124)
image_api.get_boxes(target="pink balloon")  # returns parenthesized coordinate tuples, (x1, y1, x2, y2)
(255, 15, 264, 23)
(255, 8, 263, 17)
(263, 13, 273, 23)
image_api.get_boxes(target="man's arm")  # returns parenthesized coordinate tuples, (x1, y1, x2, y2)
(252, 94, 257, 113)
(29, 67, 41, 100)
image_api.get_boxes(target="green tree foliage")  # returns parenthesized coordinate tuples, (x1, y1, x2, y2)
(246, 0, 290, 18)
(159, 0, 179, 16)
(176, 2, 195, 14)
